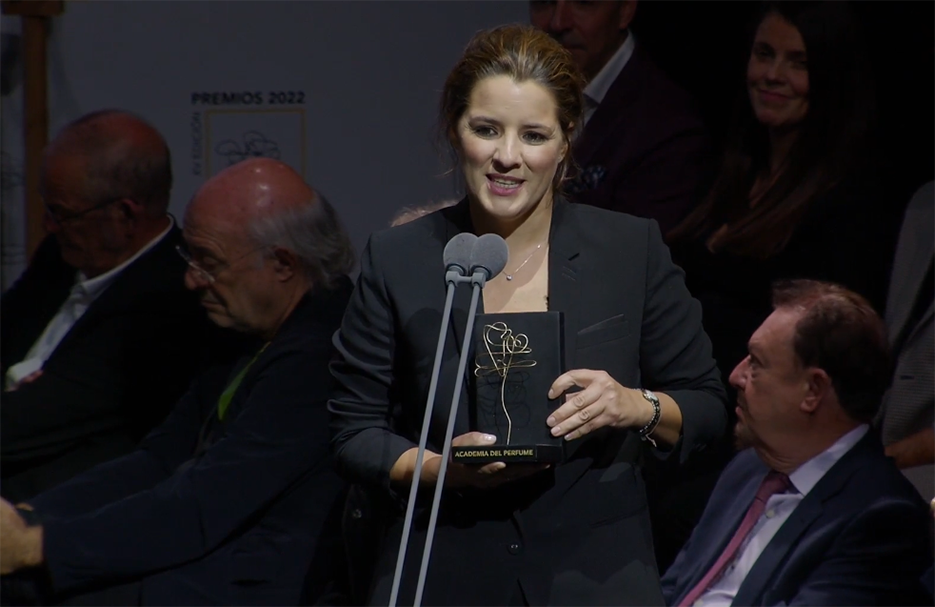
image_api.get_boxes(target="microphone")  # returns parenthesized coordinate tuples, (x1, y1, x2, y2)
(469, 233, 509, 286)
(391, 232, 510, 607)
(410, 233, 507, 606)
(389, 232, 475, 607)
(443, 232, 477, 284)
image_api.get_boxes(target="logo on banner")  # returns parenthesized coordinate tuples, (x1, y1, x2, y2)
(215, 131, 281, 166)
(189, 90, 306, 178)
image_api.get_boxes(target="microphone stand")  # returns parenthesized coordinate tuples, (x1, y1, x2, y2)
(412, 271, 487, 607)
(388, 269, 472, 607)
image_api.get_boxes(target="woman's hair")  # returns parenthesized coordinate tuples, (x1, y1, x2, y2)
(439, 24, 585, 193)
(669, 1, 875, 259)
(389, 199, 458, 227)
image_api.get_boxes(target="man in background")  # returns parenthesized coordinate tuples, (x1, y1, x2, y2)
(530, 0, 709, 235)
(1, 110, 210, 502)
(663, 280, 933, 605)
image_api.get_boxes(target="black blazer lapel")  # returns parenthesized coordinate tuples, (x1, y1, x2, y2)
(441, 199, 478, 437)
(547, 199, 580, 376)
(731, 434, 879, 606)
(443, 199, 477, 361)
(544, 199, 585, 460)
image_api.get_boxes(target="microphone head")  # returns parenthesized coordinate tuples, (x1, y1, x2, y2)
(443, 232, 477, 276)
(470, 233, 509, 281)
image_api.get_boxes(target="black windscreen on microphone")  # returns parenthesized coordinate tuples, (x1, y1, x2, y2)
(470, 233, 509, 281)
(443, 233, 478, 277)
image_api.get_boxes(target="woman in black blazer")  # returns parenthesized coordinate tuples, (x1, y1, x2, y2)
(328, 25, 728, 606)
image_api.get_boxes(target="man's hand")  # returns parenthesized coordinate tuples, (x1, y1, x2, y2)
(0, 498, 43, 574)
(884, 427, 935, 470)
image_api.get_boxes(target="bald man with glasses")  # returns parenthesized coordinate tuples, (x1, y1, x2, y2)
(1, 110, 212, 503)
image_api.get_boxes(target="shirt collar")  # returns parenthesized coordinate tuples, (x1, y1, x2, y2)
(788, 424, 869, 496)
(583, 30, 636, 107)
(75, 215, 175, 299)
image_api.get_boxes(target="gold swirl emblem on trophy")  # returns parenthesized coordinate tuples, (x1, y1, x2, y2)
(474, 321, 537, 444)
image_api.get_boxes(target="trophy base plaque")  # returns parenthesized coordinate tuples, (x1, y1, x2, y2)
(451, 443, 564, 464)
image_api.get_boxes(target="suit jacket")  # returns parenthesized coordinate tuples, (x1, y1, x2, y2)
(0, 229, 210, 502)
(568, 43, 710, 236)
(329, 199, 727, 605)
(661, 434, 934, 606)
(17, 282, 352, 606)
(877, 181, 934, 446)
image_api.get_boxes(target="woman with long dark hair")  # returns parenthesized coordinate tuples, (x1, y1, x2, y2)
(669, 0, 900, 390)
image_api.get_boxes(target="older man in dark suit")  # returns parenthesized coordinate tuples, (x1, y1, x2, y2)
(530, 0, 708, 235)
(0, 159, 356, 605)
(1, 110, 210, 502)
(662, 280, 933, 606)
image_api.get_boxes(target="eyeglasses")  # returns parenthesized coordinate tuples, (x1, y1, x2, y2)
(43, 198, 122, 226)
(175, 244, 268, 284)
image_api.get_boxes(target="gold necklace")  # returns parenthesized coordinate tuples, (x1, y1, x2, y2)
(504, 242, 545, 281)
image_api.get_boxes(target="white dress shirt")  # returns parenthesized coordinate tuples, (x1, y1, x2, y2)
(5, 217, 175, 390)
(582, 30, 636, 126)
(693, 424, 870, 607)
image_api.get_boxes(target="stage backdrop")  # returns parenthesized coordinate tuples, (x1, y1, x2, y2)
(0, 0, 529, 289)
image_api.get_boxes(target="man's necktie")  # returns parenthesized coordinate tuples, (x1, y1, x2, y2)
(679, 470, 792, 607)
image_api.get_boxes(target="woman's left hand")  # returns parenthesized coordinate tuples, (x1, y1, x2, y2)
(546, 369, 653, 441)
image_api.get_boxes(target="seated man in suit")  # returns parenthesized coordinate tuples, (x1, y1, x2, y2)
(874, 181, 934, 502)
(529, 0, 708, 235)
(1, 110, 210, 502)
(0, 158, 356, 605)
(662, 279, 933, 606)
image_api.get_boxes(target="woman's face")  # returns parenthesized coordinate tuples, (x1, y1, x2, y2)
(747, 12, 810, 131)
(457, 75, 567, 223)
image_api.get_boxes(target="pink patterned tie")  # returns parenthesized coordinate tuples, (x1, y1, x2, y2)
(679, 470, 791, 607)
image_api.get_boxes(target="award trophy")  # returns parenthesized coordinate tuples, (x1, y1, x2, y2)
(451, 310, 565, 464)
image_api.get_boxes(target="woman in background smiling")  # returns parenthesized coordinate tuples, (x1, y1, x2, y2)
(669, 0, 900, 395)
